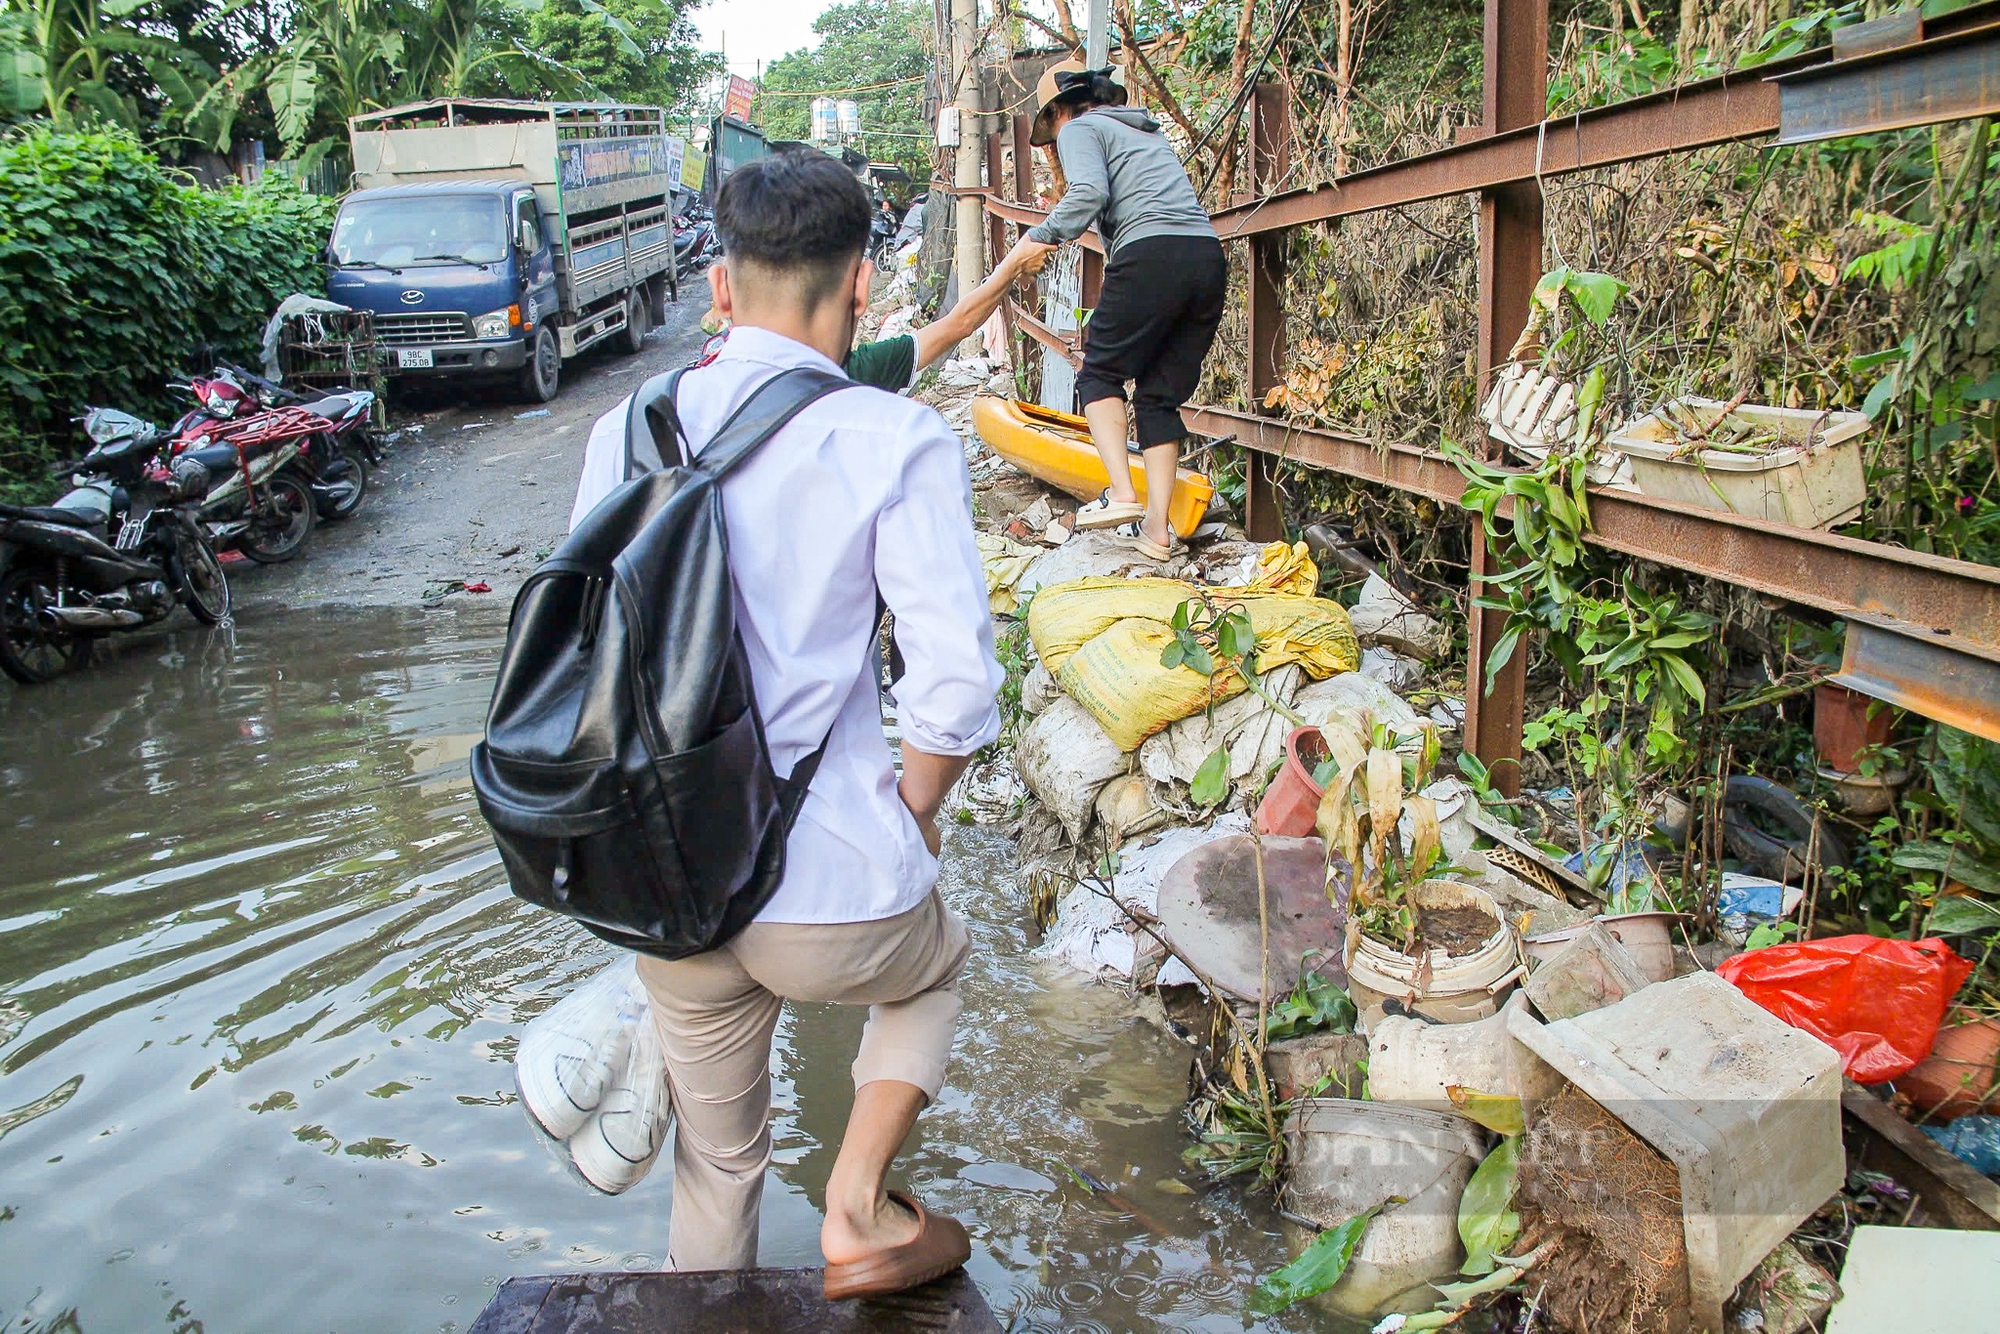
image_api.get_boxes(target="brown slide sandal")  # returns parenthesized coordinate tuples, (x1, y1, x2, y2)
(821, 1191, 973, 1302)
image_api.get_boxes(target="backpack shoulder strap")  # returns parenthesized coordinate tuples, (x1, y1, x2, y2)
(694, 366, 857, 481)
(624, 367, 691, 479)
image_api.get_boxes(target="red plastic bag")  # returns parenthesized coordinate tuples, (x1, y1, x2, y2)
(1717, 935, 1972, 1083)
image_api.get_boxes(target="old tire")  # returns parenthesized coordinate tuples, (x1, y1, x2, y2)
(238, 474, 316, 564)
(521, 326, 560, 403)
(314, 447, 369, 521)
(170, 527, 232, 625)
(0, 565, 82, 684)
(646, 275, 670, 323)
(619, 291, 648, 355)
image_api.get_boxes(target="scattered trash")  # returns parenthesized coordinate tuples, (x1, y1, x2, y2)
(1360, 645, 1426, 691)
(460, 421, 492, 430)
(1154, 832, 1348, 1003)
(1140, 664, 1303, 802)
(976, 533, 1039, 614)
(1716, 934, 1972, 1083)
(1429, 698, 1466, 729)
(1014, 696, 1128, 841)
(1367, 992, 1555, 1107)
(1523, 920, 1653, 1021)
(1922, 1115, 2000, 1177)
(1032, 816, 1250, 981)
(1509, 971, 1845, 1332)
(1249, 1207, 1379, 1315)
(1018, 663, 1062, 717)
(1346, 881, 1520, 1025)
(1284, 1099, 1486, 1315)
(1018, 495, 1053, 532)
(498, 545, 522, 558)
(1901, 1009, 2000, 1119)
(1266, 1031, 1369, 1101)
(463, 580, 491, 593)
(1348, 573, 1447, 660)
(514, 408, 552, 419)
(1731, 1241, 1839, 1334)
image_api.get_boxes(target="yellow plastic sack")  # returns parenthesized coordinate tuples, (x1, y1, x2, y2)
(1248, 540, 1319, 595)
(1028, 556, 1359, 753)
(976, 533, 1039, 615)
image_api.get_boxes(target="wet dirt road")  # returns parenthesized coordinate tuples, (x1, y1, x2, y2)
(229, 292, 711, 614)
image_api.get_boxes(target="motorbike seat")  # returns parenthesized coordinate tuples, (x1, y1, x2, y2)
(297, 394, 363, 420)
(185, 443, 241, 471)
(2, 504, 99, 528)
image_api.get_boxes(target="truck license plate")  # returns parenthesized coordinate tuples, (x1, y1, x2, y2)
(396, 349, 434, 369)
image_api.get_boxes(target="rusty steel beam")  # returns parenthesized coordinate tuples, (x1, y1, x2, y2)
(1201, 1, 2000, 242)
(1242, 82, 1294, 543)
(1013, 113, 1035, 202)
(1459, 0, 1547, 795)
(1009, 297, 1081, 367)
(1773, 19, 2000, 145)
(1183, 405, 2000, 690)
(1834, 617, 2000, 745)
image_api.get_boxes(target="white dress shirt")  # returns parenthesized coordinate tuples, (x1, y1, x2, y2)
(569, 325, 1003, 924)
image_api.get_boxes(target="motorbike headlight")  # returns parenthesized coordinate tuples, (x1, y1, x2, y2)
(474, 306, 520, 340)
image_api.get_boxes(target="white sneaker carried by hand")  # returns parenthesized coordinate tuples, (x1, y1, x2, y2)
(516, 962, 645, 1141)
(568, 1012, 673, 1195)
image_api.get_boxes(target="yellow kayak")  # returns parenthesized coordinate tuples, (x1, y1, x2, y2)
(971, 396, 1215, 539)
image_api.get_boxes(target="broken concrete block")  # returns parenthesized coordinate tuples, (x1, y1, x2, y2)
(1508, 971, 1845, 1334)
(1265, 1033, 1369, 1102)
(1524, 920, 1653, 1021)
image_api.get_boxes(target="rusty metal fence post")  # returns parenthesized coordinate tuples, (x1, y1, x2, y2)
(1243, 83, 1294, 543)
(1460, 0, 1549, 796)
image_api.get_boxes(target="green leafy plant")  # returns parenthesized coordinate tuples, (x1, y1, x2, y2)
(1190, 744, 1231, 809)
(1248, 1207, 1379, 1315)
(1458, 1135, 1522, 1277)
(1313, 707, 1446, 951)
(1161, 593, 1307, 725)
(1263, 967, 1358, 1043)
(1902, 727, 2000, 934)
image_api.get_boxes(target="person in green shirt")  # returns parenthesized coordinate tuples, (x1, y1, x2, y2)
(701, 235, 1050, 391)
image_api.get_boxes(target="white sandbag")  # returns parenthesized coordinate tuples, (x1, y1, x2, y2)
(1138, 664, 1304, 791)
(1015, 696, 1129, 841)
(1016, 532, 1163, 596)
(1033, 815, 1251, 981)
(1291, 672, 1427, 742)
(1360, 646, 1427, 691)
(1348, 573, 1448, 660)
(1020, 663, 1062, 716)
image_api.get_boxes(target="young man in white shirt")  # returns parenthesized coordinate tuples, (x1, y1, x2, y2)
(568, 152, 1003, 1298)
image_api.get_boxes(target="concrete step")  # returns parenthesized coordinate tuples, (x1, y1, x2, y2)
(469, 1268, 1000, 1333)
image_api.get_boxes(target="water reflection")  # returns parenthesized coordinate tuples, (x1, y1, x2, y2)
(0, 606, 1334, 1333)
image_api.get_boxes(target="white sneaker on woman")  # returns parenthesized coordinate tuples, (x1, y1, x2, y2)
(516, 965, 645, 1140)
(568, 1019, 674, 1194)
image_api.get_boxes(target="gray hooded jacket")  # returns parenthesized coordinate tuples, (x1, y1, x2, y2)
(1025, 107, 1214, 256)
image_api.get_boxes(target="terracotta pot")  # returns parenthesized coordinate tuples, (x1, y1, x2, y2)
(1255, 726, 1327, 837)
(1902, 1009, 2000, 1121)
(1813, 681, 1894, 774)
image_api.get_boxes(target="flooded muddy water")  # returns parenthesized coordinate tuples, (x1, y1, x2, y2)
(0, 608, 1336, 1333)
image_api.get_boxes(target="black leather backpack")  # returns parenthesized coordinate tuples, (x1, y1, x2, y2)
(472, 366, 855, 957)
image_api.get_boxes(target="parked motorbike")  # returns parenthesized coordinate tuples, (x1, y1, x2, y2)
(673, 195, 719, 282)
(869, 207, 899, 262)
(169, 385, 317, 563)
(0, 409, 229, 684)
(175, 366, 380, 524)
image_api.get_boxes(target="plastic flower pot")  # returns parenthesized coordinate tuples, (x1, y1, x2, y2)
(1343, 880, 1522, 1024)
(1813, 681, 1894, 774)
(1902, 1008, 2000, 1121)
(1255, 726, 1327, 837)
(1523, 911, 1688, 984)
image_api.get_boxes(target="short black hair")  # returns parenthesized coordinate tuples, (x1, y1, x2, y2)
(714, 152, 872, 309)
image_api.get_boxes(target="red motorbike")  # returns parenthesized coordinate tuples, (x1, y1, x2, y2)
(167, 368, 378, 562)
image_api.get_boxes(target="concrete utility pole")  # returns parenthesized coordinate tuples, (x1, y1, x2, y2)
(951, 0, 984, 333)
(1086, 0, 1109, 67)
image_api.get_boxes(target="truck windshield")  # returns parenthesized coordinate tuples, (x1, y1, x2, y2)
(331, 195, 507, 269)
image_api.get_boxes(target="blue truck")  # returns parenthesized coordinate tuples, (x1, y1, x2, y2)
(332, 99, 682, 403)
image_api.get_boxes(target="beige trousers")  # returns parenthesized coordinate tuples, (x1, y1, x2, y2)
(633, 890, 971, 1271)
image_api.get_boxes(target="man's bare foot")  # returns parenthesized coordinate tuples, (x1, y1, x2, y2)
(822, 1190, 922, 1266)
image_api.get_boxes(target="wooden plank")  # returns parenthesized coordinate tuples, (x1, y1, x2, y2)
(468, 1269, 1002, 1334)
(1843, 1081, 2000, 1231)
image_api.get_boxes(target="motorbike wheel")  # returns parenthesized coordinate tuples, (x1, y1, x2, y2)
(170, 527, 232, 625)
(238, 474, 316, 564)
(315, 448, 370, 521)
(619, 290, 649, 355)
(0, 565, 83, 684)
(521, 326, 560, 404)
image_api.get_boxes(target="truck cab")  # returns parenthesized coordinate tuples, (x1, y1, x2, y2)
(328, 181, 561, 397)
(339, 100, 683, 404)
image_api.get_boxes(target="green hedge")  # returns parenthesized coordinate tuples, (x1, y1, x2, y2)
(0, 126, 335, 502)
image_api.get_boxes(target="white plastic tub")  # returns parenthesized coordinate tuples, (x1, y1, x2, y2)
(1345, 880, 1522, 1024)
(1606, 398, 1870, 529)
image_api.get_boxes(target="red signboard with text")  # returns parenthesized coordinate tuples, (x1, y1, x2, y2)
(724, 75, 755, 121)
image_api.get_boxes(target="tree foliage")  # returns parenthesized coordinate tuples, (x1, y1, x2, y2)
(0, 124, 333, 501)
(753, 0, 930, 178)
(528, 0, 718, 118)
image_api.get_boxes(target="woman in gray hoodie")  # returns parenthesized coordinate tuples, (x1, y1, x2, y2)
(1019, 63, 1225, 560)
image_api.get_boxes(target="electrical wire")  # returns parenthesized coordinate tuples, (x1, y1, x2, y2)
(1182, 0, 1310, 188)
(752, 75, 927, 99)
